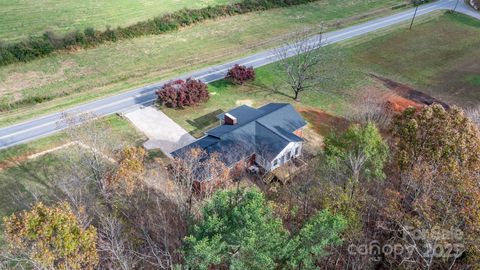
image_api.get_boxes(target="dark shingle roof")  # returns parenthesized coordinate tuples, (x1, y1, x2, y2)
(172, 103, 306, 166)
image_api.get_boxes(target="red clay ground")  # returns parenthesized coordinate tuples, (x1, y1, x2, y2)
(384, 93, 424, 113)
(299, 108, 350, 136)
(371, 75, 449, 109)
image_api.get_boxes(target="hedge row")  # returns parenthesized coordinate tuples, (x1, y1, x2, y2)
(0, 0, 318, 67)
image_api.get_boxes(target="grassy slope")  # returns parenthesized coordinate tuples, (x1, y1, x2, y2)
(0, 0, 403, 127)
(0, 0, 237, 42)
(163, 13, 480, 133)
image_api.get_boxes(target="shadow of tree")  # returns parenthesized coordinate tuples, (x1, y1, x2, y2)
(0, 154, 61, 220)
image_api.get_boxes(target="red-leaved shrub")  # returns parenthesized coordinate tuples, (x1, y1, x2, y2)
(156, 78, 209, 108)
(226, 64, 255, 85)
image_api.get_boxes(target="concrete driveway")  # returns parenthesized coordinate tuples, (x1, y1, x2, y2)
(124, 106, 196, 157)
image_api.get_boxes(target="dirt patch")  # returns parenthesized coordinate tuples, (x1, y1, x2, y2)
(235, 99, 253, 106)
(385, 94, 423, 113)
(0, 156, 28, 171)
(299, 108, 350, 137)
(302, 126, 324, 154)
(371, 74, 449, 109)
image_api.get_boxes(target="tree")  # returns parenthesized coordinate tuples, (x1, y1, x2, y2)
(348, 89, 392, 130)
(386, 104, 480, 268)
(2, 202, 98, 270)
(324, 122, 389, 199)
(465, 105, 480, 128)
(391, 105, 480, 176)
(55, 115, 183, 269)
(109, 146, 147, 195)
(183, 188, 346, 270)
(275, 29, 326, 101)
(156, 78, 209, 108)
(225, 64, 255, 84)
(282, 210, 346, 270)
(183, 189, 286, 270)
(169, 148, 229, 217)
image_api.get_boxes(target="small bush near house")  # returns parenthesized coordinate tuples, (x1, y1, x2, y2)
(226, 64, 256, 84)
(156, 78, 209, 108)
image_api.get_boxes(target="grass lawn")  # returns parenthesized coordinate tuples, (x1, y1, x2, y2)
(350, 13, 480, 107)
(163, 12, 480, 134)
(0, 0, 237, 42)
(0, 0, 405, 127)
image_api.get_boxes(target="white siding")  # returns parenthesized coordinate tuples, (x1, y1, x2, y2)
(263, 141, 302, 171)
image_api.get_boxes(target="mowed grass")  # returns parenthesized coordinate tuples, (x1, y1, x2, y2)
(0, 0, 404, 127)
(350, 13, 480, 107)
(0, 0, 237, 42)
(163, 13, 480, 133)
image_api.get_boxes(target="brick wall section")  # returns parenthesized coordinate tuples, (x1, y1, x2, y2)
(293, 128, 304, 138)
(194, 159, 246, 193)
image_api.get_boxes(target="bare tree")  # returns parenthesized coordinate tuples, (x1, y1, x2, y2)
(54, 113, 121, 227)
(275, 29, 327, 101)
(168, 147, 229, 218)
(97, 213, 138, 270)
(348, 91, 392, 129)
(465, 105, 480, 128)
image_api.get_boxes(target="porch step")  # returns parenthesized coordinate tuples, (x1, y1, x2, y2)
(262, 172, 275, 184)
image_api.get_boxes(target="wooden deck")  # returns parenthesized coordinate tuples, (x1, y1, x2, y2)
(262, 157, 307, 184)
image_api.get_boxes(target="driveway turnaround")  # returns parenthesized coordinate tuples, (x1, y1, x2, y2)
(124, 107, 196, 156)
(0, 0, 478, 150)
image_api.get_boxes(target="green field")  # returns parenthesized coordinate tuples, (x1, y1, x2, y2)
(0, 0, 237, 42)
(351, 13, 480, 107)
(0, 0, 404, 127)
(162, 13, 480, 133)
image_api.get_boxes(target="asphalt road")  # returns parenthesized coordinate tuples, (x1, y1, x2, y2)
(0, 0, 477, 150)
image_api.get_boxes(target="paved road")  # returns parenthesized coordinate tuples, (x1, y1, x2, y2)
(0, 0, 478, 150)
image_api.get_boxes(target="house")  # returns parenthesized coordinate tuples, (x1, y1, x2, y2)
(171, 103, 307, 190)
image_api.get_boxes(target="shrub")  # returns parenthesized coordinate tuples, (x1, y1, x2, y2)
(156, 78, 209, 108)
(0, 43, 16, 65)
(7, 37, 54, 62)
(226, 64, 255, 84)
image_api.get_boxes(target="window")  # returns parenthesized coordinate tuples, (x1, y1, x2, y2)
(295, 146, 299, 156)
(273, 159, 278, 167)
(286, 152, 291, 160)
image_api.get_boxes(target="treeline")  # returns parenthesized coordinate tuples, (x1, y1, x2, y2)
(0, 0, 318, 66)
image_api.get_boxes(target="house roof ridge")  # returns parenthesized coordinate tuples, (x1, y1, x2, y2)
(206, 103, 291, 138)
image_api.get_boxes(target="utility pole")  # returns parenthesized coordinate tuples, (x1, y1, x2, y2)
(409, 5, 419, 30)
(453, 0, 460, 13)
